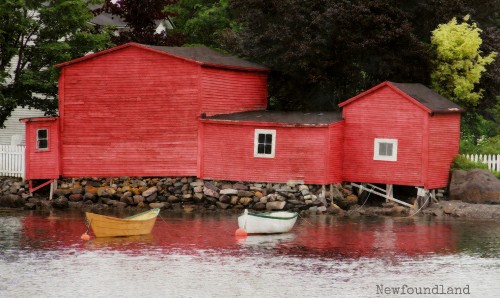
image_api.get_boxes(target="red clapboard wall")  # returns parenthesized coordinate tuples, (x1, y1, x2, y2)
(201, 67, 268, 116)
(426, 113, 461, 188)
(200, 120, 344, 184)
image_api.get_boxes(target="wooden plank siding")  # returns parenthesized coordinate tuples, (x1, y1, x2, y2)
(426, 113, 460, 188)
(59, 46, 200, 177)
(327, 121, 344, 183)
(200, 121, 340, 184)
(200, 68, 268, 116)
(342, 86, 426, 186)
(24, 119, 60, 180)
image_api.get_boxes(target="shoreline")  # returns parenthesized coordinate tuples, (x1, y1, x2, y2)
(1, 177, 499, 220)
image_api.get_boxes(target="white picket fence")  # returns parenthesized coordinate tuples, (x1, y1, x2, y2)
(462, 154, 500, 172)
(0, 145, 25, 178)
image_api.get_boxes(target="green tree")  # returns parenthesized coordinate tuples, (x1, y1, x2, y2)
(0, 0, 112, 127)
(430, 15, 497, 107)
(165, 0, 238, 50)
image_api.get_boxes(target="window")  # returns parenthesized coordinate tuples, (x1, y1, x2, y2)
(37, 129, 48, 150)
(374, 138, 397, 161)
(254, 129, 276, 158)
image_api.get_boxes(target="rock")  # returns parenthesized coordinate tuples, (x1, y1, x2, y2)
(149, 202, 165, 209)
(133, 195, 144, 204)
(84, 192, 97, 202)
(220, 189, 238, 195)
(71, 187, 84, 195)
(68, 194, 83, 202)
(142, 186, 158, 197)
(204, 181, 219, 192)
(266, 201, 286, 210)
(52, 196, 69, 209)
(299, 185, 309, 191)
(120, 196, 133, 205)
(317, 206, 327, 213)
(193, 193, 204, 202)
(145, 192, 158, 203)
(219, 194, 231, 203)
(253, 202, 266, 210)
(193, 186, 203, 193)
(204, 188, 219, 198)
(54, 189, 71, 197)
(230, 196, 239, 205)
(233, 183, 248, 190)
(115, 201, 128, 209)
(238, 190, 254, 197)
(216, 202, 230, 209)
(167, 195, 180, 203)
(334, 194, 358, 209)
(85, 186, 98, 195)
(259, 196, 268, 204)
(239, 197, 253, 206)
(0, 194, 24, 208)
(449, 170, 500, 204)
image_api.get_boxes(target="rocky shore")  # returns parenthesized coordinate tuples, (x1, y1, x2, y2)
(0, 176, 498, 220)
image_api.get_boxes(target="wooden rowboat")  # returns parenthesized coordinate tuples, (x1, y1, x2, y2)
(238, 209, 298, 234)
(85, 208, 160, 237)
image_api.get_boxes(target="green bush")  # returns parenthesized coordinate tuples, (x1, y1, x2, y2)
(451, 155, 500, 179)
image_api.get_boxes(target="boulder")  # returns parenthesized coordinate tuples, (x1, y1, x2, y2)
(334, 194, 359, 209)
(145, 192, 158, 203)
(167, 195, 180, 203)
(68, 194, 83, 202)
(204, 188, 219, 198)
(219, 194, 231, 203)
(266, 201, 286, 210)
(253, 202, 266, 210)
(142, 186, 158, 197)
(220, 189, 238, 195)
(239, 197, 253, 206)
(449, 170, 500, 204)
(133, 195, 144, 204)
(52, 196, 69, 209)
(216, 201, 230, 209)
(0, 194, 24, 208)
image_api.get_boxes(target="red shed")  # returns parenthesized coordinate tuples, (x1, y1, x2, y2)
(339, 81, 463, 189)
(24, 43, 269, 180)
(200, 111, 344, 184)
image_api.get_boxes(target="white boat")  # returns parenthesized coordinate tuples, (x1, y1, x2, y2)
(238, 209, 298, 234)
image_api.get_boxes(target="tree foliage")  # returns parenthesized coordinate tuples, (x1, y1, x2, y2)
(0, 0, 112, 127)
(100, 0, 184, 46)
(431, 15, 497, 107)
(165, 0, 237, 49)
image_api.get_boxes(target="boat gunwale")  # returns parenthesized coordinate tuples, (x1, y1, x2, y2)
(238, 211, 299, 220)
(125, 208, 160, 219)
(86, 208, 160, 223)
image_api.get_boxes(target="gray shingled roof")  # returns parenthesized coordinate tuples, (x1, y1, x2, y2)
(89, 12, 128, 28)
(204, 110, 343, 125)
(144, 45, 268, 70)
(390, 82, 464, 113)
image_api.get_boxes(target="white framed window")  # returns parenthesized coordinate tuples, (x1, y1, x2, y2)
(254, 129, 276, 158)
(36, 129, 49, 150)
(374, 138, 398, 161)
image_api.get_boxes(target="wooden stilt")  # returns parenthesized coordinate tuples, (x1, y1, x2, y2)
(329, 184, 333, 201)
(321, 185, 326, 199)
(386, 184, 393, 203)
(351, 182, 413, 208)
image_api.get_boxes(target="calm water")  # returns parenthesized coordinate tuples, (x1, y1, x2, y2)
(0, 209, 499, 298)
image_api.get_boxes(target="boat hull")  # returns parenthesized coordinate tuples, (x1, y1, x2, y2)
(238, 210, 298, 234)
(86, 209, 160, 237)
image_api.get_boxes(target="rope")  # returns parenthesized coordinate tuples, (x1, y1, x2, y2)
(408, 192, 431, 217)
(355, 185, 372, 210)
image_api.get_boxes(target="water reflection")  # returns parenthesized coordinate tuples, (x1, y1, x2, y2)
(1, 210, 499, 297)
(3, 210, 497, 259)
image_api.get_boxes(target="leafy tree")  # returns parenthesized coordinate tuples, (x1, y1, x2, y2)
(430, 15, 497, 107)
(0, 0, 112, 127)
(165, 0, 238, 50)
(100, 0, 184, 46)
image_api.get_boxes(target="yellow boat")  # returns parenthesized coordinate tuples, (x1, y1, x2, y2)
(85, 208, 160, 237)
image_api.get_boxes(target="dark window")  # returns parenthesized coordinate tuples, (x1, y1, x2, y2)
(378, 142, 393, 156)
(37, 129, 48, 150)
(257, 133, 273, 154)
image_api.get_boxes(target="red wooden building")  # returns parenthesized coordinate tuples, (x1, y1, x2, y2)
(23, 43, 463, 195)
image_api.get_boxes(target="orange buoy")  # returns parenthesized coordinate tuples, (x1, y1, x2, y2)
(234, 228, 248, 237)
(81, 233, 90, 241)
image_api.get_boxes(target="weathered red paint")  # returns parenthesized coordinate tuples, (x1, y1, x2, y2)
(24, 43, 268, 179)
(340, 82, 460, 188)
(200, 120, 344, 184)
(21, 118, 60, 180)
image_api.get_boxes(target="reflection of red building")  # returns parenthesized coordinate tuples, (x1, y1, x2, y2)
(20, 214, 456, 257)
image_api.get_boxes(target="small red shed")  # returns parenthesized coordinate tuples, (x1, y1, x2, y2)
(339, 81, 463, 189)
(200, 111, 344, 184)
